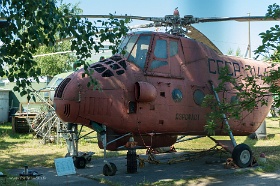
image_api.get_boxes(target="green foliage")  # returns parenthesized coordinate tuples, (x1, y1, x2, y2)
(254, 3, 280, 108)
(255, 3, 280, 62)
(34, 40, 76, 76)
(0, 0, 130, 98)
(227, 47, 242, 57)
(202, 67, 270, 135)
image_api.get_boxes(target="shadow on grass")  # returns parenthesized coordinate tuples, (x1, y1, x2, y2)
(0, 123, 32, 138)
(0, 139, 27, 151)
(0, 123, 33, 152)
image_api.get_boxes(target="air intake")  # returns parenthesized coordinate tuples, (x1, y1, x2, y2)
(54, 78, 71, 98)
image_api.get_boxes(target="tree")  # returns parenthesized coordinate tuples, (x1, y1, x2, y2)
(255, 3, 280, 62)
(254, 3, 280, 108)
(227, 47, 242, 57)
(0, 0, 129, 100)
(32, 2, 83, 77)
(33, 40, 76, 77)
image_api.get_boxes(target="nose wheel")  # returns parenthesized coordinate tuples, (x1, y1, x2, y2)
(62, 123, 95, 169)
(74, 156, 87, 169)
(94, 123, 138, 176)
(99, 126, 118, 176)
(232, 143, 253, 168)
(103, 162, 117, 176)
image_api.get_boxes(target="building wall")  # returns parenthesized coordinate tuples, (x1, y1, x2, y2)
(0, 90, 10, 122)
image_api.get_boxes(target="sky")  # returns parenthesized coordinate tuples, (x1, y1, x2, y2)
(63, 0, 279, 59)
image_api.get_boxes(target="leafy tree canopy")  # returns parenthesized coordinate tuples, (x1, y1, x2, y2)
(32, 2, 83, 77)
(0, 0, 129, 100)
(256, 3, 280, 107)
(255, 3, 280, 62)
(33, 40, 76, 77)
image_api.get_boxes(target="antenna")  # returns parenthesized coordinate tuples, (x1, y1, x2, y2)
(244, 13, 251, 58)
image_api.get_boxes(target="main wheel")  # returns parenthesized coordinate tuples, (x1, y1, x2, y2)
(74, 157, 86, 169)
(103, 162, 117, 176)
(232, 143, 252, 168)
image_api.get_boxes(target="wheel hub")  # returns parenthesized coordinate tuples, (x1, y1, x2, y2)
(240, 149, 250, 164)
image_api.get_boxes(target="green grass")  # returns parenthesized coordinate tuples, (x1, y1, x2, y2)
(1, 118, 280, 185)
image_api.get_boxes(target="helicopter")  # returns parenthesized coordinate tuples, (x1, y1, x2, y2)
(53, 9, 280, 175)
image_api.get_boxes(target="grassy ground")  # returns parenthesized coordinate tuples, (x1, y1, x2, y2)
(0, 117, 280, 185)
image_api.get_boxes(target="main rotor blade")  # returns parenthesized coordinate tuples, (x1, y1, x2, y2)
(79, 14, 280, 24)
(186, 25, 222, 55)
(195, 16, 280, 23)
(79, 14, 165, 22)
(129, 23, 157, 29)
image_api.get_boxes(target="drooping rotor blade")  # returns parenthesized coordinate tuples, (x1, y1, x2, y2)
(185, 25, 222, 55)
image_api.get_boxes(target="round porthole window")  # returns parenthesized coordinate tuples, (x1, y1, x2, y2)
(193, 89, 205, 105)
(172, 89, 183, 102)
(231, 96, 239, 104)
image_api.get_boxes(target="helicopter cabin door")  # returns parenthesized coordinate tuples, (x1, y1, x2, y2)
(146, 35, 182, 78)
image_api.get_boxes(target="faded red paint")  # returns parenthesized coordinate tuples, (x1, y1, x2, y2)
(54, 31, 274, 150)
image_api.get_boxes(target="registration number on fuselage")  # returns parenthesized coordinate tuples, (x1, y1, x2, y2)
(175, 113, 199, 120)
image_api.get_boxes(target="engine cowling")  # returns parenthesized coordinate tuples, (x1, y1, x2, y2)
(134, 81, 157, 102)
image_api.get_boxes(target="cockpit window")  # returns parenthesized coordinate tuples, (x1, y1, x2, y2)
(154, 39, 167, 59)
(123, 35, 138, 58)
(150, 39, 168, 70)
(127, 35, 151, 70)
(170, 41, 178, 57)
(46, 77, 64, 89)
(117, 36, 130, 53)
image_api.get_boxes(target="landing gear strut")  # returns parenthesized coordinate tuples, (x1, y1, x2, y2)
(92, 122, 138, 176)
(62, 123, 94, 169)
(99, 125, 117, 176)
(209, 80, 253, 168)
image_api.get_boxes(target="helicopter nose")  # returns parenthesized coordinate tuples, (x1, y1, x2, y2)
(54, 72, 82, 123)
(54, 55, 128, 124)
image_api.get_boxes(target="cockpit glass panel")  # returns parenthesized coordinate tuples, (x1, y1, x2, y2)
(117, 36, 130, 53)
(123, 35, 138, 58)
(47, 77, 63, 89)
(127, 35, 151, 70)
(170, 41, 178, 57)
(154, 39, 167, 59)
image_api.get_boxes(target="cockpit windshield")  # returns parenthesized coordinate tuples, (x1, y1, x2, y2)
(117, 33, 151, 70)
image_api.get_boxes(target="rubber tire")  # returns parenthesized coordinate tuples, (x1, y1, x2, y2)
(103, 162, 117, 176)
(74, 157, 86, 169)
(232, 143, 252, 168)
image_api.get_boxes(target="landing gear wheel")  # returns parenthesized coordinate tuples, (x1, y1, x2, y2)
(74, 157, 86, 169)
(103, 162, 117, 176)
(232, 143, 252, 168)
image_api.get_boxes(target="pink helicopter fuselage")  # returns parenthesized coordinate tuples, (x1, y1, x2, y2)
(54, 31, 272, 142)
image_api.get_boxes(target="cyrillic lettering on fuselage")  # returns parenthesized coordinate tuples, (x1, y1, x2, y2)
(208, 58, 267, 77)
